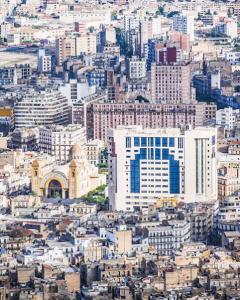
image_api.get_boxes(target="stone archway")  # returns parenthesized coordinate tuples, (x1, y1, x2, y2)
(41, 172, 69, 199)
(48, 179, 63, 198)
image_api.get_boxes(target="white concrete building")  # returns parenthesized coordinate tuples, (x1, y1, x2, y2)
(126, 56, 147, 80)
(108, 126, 217, 211)
(14, 89, 69, 128)
(216, 107, 239, 130)
(85, 139, 105, 165)
(75, 33, 97, 55)
(172, 14, 195, 42)
(224, 19, 238, 39)
(59, 79, 95, 105)
(39, 124, 86, 162)
(37, 49, 51, 73)
(148, 220, 191, 256)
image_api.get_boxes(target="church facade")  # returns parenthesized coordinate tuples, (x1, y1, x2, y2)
(31, 144, 106, 199)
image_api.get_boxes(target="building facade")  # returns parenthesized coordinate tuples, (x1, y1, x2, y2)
(39, 125, 86, 162)
(172, 14, 194, 42)
(148, 220, 191, 256)
(14, 89, 69, 128)
(90, 102, 216, 141)
(31, 144, 105, 199)
(150, 63, 192, 104)
(108, 126, 217, 211)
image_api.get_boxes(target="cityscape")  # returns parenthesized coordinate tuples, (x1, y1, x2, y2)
(1, 0, 240, 299)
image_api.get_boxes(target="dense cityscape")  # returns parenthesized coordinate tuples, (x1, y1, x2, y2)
(1, 0, 240, 299)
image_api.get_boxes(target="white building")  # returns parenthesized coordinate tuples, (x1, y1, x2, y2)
(214, 18, 238, 39)
(85, 139, 105, 165)
(108, 126, 217, 211)
(14, 89, 69, 128)
(75, 33, 97, 55)
(224, 19, 238, 39)
(218, 194, 240, 224)
(39, 124, 86, 162)
(101, 25, 116, 45)
(37, 49, 52, 73)
(224, 51, 240, 63)
(59, 79, 95, 105)
(148, 220, 191, 256)
(59, 9, 111, 28)
(172, 14, 195, 42)
(126, 56, 147, 80)
(216, 107, 239, 130)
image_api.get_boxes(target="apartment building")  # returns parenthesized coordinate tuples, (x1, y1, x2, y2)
(14, 89, 69, 128)
(172, 14, 195, 42)
(126, 56, 147, 80)
(148, 220, 190, 256)
(39, 125, 86, 162)
(37, 49, 52, 73)
(150, 63, 192, 104)
(90, 102, 216, 141)
(56, 34, 97, 65)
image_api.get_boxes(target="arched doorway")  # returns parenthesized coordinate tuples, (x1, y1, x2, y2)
(48, 180, 62, 198)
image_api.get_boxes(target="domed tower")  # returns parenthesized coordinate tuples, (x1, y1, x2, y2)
(70, 144, 87, 161)
(68, 159, 80, 199)
(31, 160, 42, 196)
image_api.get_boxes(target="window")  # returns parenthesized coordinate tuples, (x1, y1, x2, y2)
(148, 137, 154, 147)
(134, 137, 140, 146)
(126, 137, 131, 148)
(141, 137, 147, 146)
(162, 137, 168, 147)
(169, 137, 175, 147)
(155, 149, 161, 160)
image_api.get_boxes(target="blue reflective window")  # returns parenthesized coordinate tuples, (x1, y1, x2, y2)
(130, 154, 140, 193)
(162, 148, 169, 160)
(134, 137, 140, 146)
(148, 137, 154, 147)
(170, 160, 180, 194)
(141, 137, 147, 146)
(155, 148, 161, 160)
(126, 137, 131, 148)
(148, 148, 154, 160)
(155, 137, 161, 147)
(169, 138, 175, 147)
(162, 137, 168, 147)
(140, 148, 147, 159)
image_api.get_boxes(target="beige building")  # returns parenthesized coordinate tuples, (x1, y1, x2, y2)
(64, 270, 80, 293)
(164, 266, 198, 291)
(151, 63, 193, 104)
(75, 33, 97, 55)
(56, 36, 76, 65)
(56, 34, 97, 65)
(218, 163, 240, 201)
(115, 230, 132, 255)
(31, 144, 106, 199)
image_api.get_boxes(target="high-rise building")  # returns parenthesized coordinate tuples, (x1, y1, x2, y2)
(172, 14, 195, 42)
(140, 19, 153, 56)
(108, 126, 217, 211)
(14, 89, 69, 128)
(56, 37, 76, 65)
(37, 49, 52, 73)
(150, 62, 192, 103)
